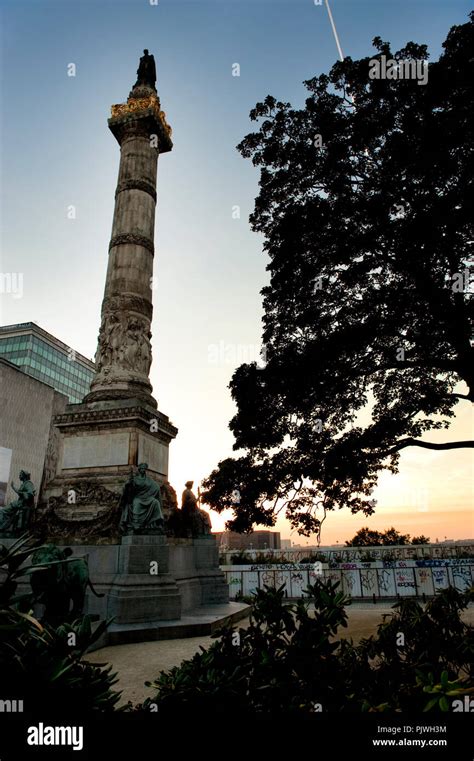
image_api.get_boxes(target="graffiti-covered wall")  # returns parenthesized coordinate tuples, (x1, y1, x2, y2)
(220, 543, 474, 566)
(222, 559, 474, 599)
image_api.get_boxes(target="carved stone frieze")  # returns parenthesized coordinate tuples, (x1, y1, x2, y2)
(115, 179, 157, 202)
(109, 233, 154, 256)
(53, 405, 178, 440)
(102, 294, 153, 321)
(49, 483, 121, 511)
(33, 483, 123, 543)
(94, 311, 152, 377)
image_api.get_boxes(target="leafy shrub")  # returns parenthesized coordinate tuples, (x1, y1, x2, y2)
(144, 580, 473, 714)
(226, 551, 279, 565)
(0, 534, 123, 715)
(357, 587, 474, 711)
(456, 551, 474, 560)
(234, 591, 254, 605)
(299, 553, 328, 564)
(227, 551, 253, 565)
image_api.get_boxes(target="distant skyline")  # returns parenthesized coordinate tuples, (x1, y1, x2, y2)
(0, 0, 472, 543)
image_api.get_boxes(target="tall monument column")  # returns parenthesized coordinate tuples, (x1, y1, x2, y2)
(39, 52, 178, 538)
(85, 50, 172, 408)
(32, 54, 230, 633)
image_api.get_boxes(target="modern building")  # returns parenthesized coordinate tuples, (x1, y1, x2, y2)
(0, 322, 95, 403)
(215, 530, 281, 551)
(0, 358, 68, 506)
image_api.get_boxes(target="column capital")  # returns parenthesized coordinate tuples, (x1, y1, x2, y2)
(109, 93, 173, 152)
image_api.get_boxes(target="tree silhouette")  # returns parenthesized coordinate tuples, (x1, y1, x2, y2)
(346, 527, 412, 546)
(203, 14, 474, 536)
(412, 535, 431, 545)
(345, 528, 384, 547)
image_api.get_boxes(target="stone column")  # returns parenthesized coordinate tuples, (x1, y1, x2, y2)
(85, 83, 173, 410)
(39, 65, 177, 533)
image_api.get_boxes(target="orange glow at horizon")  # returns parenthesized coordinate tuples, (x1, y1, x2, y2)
(168, 401, 473, 545)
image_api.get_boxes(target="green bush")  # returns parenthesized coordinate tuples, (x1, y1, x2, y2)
(234, 591, 254, 605)
(227, 551, 253, 565)
(360, 552, 378, 562)
(144, 580, 473, 714)
(0, 535, 123, 715)
(299, 552, 328, 564)
(356, 587, 474, 711)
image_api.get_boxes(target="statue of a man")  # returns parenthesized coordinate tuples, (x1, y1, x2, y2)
(0, 470, 35, 534)
(134, 49, 157, 89)
(120, 463, 164, 534)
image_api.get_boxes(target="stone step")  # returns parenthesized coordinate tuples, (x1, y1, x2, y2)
(90, 601, 250, 649)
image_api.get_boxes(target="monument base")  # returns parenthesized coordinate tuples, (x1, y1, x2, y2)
(37, 397, 178, 543)
(85, 534, 233, 646)
(83, 535, 229, 619)
(5, 534, 232, 647)
(106, 535, 181, 624)
(103, 601, 250, 648)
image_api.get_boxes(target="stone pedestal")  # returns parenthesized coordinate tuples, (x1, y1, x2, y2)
(44, 398, 176, 490)
(2, 534, 235, 647)
(39, 397, 177, 539)
(167, 536, 230, 610)
(107, 536, 181, 624)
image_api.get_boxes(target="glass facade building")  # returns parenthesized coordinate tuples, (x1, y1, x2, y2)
(0, 323, 95, 403)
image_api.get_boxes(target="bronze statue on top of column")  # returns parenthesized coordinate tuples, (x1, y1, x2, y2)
(134, 49, 157, 90)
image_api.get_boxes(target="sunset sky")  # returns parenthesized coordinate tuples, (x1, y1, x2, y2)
(1, 0, 472, 543)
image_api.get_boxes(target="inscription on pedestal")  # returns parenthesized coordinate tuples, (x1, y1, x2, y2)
(63, 433, 130, 469)
(138, 433, 168, 476)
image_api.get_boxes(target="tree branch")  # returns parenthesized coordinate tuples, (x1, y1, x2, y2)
(275, 478, 303, 516)
(382, 438, 474, 457)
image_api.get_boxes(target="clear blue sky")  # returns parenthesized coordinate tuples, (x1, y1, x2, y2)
(1, 0, 472, 541)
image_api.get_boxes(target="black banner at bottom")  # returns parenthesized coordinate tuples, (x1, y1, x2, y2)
(0, 711, 472, 759)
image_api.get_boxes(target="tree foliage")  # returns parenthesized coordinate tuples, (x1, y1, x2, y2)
(346, 527, 412, 546)
(0, 535, 122, 715)
(144, 582, 474, 714)
(412, 535, 431, 545)
(203, 14, 474, 535)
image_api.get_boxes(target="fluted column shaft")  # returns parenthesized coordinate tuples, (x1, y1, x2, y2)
(85, 86, 173, 409)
